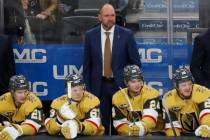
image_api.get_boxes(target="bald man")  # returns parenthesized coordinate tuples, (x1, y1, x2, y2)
(83, 4, 141, 135)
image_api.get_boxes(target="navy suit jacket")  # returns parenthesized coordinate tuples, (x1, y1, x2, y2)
(83, 25, 141, 97)
(190, 28, 210, 88)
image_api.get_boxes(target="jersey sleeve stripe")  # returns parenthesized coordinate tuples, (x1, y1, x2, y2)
(165, 127, 182, 131)
(21, 123, 37, 134)
(116, 123, 127, 130)
(113, 118, 129, 128)
(199, 109, 210, 122)
(142, 109, 158, 122)
(85, 119, 99, 129)
(199, 113, 210, 122)
(85, 118, 100, 128)
(44, 118, 51, 126)
(142, 115, 157, 123)
(22, 119, 41, 133)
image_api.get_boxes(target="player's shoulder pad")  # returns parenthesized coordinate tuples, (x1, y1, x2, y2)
(0, 92, 13, 111)
(112, 88, 127, 105)
(162, 89, 177, 109)
(23, 92, 43, 115)
(0, 92, 11, 103)
(79, 91, 100, 112)
(51, 95, 68, 110)
(192, 84, 210, 104)
(142, 85, 160, 100)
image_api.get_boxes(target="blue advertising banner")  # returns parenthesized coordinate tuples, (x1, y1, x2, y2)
(136, 37, 168, 45)
(139, 20, 167, 32)
(173, 38, 186, 45)
(172, 0, 198, 13)
(13, 44, 193, 100)
(144, 0, 167, 12)
(13, 44, 83, 100)
(144, 0, 198, 13)
(173, 20, 199, 32)
(136, 38, 187, 45)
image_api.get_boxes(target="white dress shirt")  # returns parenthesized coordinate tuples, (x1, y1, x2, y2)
(101, 25, 115, 76)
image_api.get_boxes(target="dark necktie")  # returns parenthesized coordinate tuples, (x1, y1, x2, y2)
(104, 32, 112, 78)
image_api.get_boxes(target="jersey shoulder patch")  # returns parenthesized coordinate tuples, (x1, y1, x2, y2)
(192, 84, 210, 104)
(79, 92, 100, 113)
(163, 89, 177, 109)
(0, 92, 16, 115)
(0, 92, 12, 106)
(142, 85, 160, 100)
(51, 95, 68, 110)
(23, 93, 43, 116)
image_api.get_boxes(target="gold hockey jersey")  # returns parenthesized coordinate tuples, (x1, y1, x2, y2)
(45, 91, 104, 136)
(163, 84, 210, 136)
(0, 92, 43, 135)
(112, 85, 163, 136)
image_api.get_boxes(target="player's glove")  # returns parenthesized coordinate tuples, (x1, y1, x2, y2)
(0, 124, 23, 140)
(128, 121, 145, 136)
(195, 125, 210, 138)
(61, 119, 81, 139)
(45, 118, 62, 135)
(0, 122, 11, 131)
(59, 102, 77, 120)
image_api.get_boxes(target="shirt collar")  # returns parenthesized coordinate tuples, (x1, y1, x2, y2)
(101, 25, 115, 34)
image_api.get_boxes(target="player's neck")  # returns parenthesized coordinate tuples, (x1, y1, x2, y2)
(128, 90, 139, 97)
(14, 101, 21, 108)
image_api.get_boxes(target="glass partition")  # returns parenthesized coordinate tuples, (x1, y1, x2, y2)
(2, 0, 210, 45)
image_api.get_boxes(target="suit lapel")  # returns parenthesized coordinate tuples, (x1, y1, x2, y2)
(95, 27, 103, 66)
(112, 26, 119, 63)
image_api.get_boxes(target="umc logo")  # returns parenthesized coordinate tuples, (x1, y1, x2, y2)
(29, 81, 48, 96)
(13, 49, 47, 63)
(138, 48, 162, 63)
(53, 65, 83, 79)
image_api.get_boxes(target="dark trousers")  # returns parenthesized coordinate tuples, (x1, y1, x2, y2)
(100, 78, 118, 135)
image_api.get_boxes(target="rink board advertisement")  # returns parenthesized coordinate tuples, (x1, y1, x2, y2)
(13, 44, 193, 100)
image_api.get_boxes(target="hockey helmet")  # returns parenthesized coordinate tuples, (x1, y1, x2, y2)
(9, 75, 29, 92)
(65, 74, 85, 88)
(65, 74, 85, 99)
(123, 65, 143, 82)
(172, 67, 194, 88)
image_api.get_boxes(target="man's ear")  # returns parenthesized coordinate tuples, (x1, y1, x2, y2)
(124, 80, 128, 86)
(98, 14, 102, 22)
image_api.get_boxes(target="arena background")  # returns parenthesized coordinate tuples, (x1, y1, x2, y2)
(0, 0, 210, 139)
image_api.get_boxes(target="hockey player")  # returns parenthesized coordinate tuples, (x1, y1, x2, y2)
(0, 75, 43, 140)
(45, 74, 104, 139)
(112, 65, 163, 136)
(163, 67, 210, 138)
